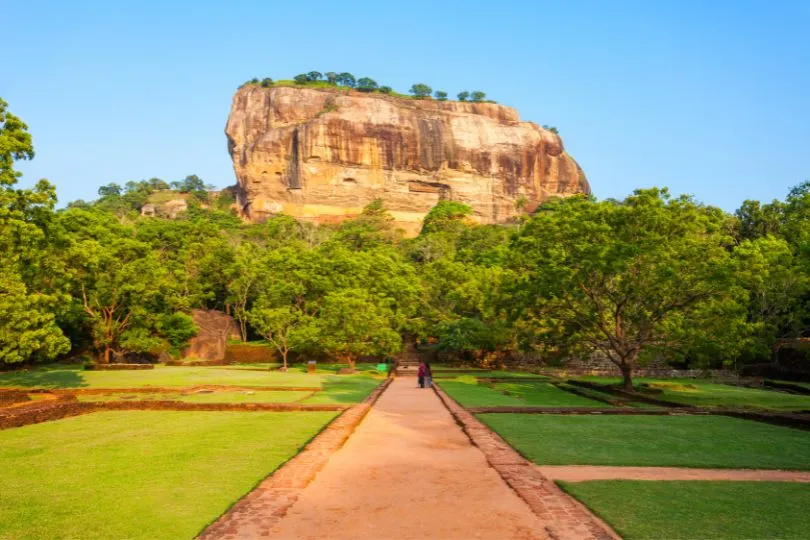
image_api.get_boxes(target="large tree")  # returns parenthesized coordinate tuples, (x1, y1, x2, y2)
(0, 98, 69, 365)
(507, 189, 744, 389)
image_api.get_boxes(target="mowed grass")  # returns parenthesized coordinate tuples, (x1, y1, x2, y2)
(76, 390, 314, 404)
(0, 410, 336, 539)
(573, 377, 810, 411)
(478, 414, 810, 469)
(440, 378, 606, 408)
(560, 480, 810, 539)
(0, 364, 382, 396)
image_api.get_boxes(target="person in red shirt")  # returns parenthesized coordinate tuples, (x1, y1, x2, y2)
(417, 362, 426, 388)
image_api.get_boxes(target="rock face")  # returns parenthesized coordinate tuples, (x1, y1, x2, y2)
(182, 310, 240, 362)
(226, 86, 589, 234)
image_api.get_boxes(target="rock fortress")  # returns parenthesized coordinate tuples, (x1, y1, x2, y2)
(226, 85, 589, 235)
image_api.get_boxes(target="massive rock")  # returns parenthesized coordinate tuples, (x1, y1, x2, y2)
(226, 85, 589, 234)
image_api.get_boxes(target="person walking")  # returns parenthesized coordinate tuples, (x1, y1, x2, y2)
(424, 361, 433, 388)
(417, 361, 426, 388)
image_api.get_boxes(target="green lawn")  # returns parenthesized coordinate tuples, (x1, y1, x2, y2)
(0, 410, 336, 539)
(76, 390, 314, 404)
(0, 364, 380, 391)
(572, 377, 810, 411)
(479, 414, 810, 469)
(561, 481, 810, 539)
(440, 378, 607, 408)
(301, 376, 382, 405)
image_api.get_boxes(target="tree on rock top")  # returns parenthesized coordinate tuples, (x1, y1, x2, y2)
(409, 83, 432, 98)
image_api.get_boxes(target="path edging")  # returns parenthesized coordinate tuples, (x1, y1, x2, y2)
(432, 383, 620, 540)
(197, 377, 393, 539)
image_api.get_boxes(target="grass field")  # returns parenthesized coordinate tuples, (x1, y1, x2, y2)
(76, 390, 314, 404)
(0, 410, 336, 539)
(0, 364, 383, 392)
(572, 377, 810, 411)
(560, 480, 810, 539)
(479, 414, 810, 469)
(440, 378, 607, 408)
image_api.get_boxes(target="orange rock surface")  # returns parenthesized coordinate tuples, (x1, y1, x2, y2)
(226, 85, 589, 234)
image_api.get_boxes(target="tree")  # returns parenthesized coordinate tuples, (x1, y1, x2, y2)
(470, 91, 486, 102)
(314, 289, 402, 369)
(434, 91, 448, 101)
(379, 86, 392, 94)
(421, 201, 473, 235)
(0, 269, 70, 364)
(293, 74, 309, 84)
(148, 177, 170, 190)
(74, 237, 171, 363)
(507, 189, 743, 390)
(356, 77, 378, 92)
(337, 73, 356, 88)
(260, 77, 274, 87)
(734, 236, 809, 362)
(226, 243, 266, 341)
(325, 72, 338, 85)
(307, 71, 323, 82)
(734, 199, 784, 242)
(98, 183, 122, 197)
(0, 98, 69, 365)
(409, 83, 432, 98)
(248, 303, 308, 370)
(542, 124, 559, 134)
(457, 91, 470, 102)
(331, 199, 400, 250)
(156, 312, 198, 354)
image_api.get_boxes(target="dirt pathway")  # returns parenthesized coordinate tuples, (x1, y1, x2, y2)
(537, 465, 810, 483)
(267, 378, 548, 539)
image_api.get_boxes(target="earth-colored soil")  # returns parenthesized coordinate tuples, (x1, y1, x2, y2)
(538, 465, 810, 482)
(267, 378, 548, 539)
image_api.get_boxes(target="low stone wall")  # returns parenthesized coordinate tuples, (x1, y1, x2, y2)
(85, 363, 154, 371)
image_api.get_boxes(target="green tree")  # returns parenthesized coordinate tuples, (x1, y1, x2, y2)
(0, 269, 70, 364)
(337, 73, 356, 88)
(379, 86, 392, 94)
(260, 77, 274, 87)
(325, 72, 338, 85)
(409, 83, 432, 98)
(98, 183, 122, 197)
(314, 289, 402, 369)
(542, 124, 559, 135)
(434, 90, 448, 101)
(0, 98, 69, 365)
(156, 312, 198, 353)
(293, 74, 309, 84)
(248, 303, 308, 370)
(507, 189, 743, 390)
(421, 201, 473, 235)
(457, 91, 470, 102)
(734, 199, 784, 242)
(307, 71, 323, 81)
(470, 91, 486, 102)
(356, 77, 378, 92)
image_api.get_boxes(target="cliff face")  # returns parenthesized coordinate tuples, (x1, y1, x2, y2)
(226, 86, 589, 234)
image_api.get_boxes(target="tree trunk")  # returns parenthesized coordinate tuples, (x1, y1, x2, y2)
(281, 350, 288, 371)
(103, 345, 111, 365)
(619, 363, 634, 391)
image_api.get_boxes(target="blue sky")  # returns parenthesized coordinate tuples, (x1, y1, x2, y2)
(4, 0, 809, 210)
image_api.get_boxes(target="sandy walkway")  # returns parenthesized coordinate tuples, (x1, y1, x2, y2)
(268, 378, 548, 539)
(537, 465, 810, 483)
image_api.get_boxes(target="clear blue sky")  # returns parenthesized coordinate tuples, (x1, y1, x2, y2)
(4, 0, 809, 211)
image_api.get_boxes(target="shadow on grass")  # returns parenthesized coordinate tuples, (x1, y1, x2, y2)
(304, 376, 382, 405)
(0, 365, 88, 389)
